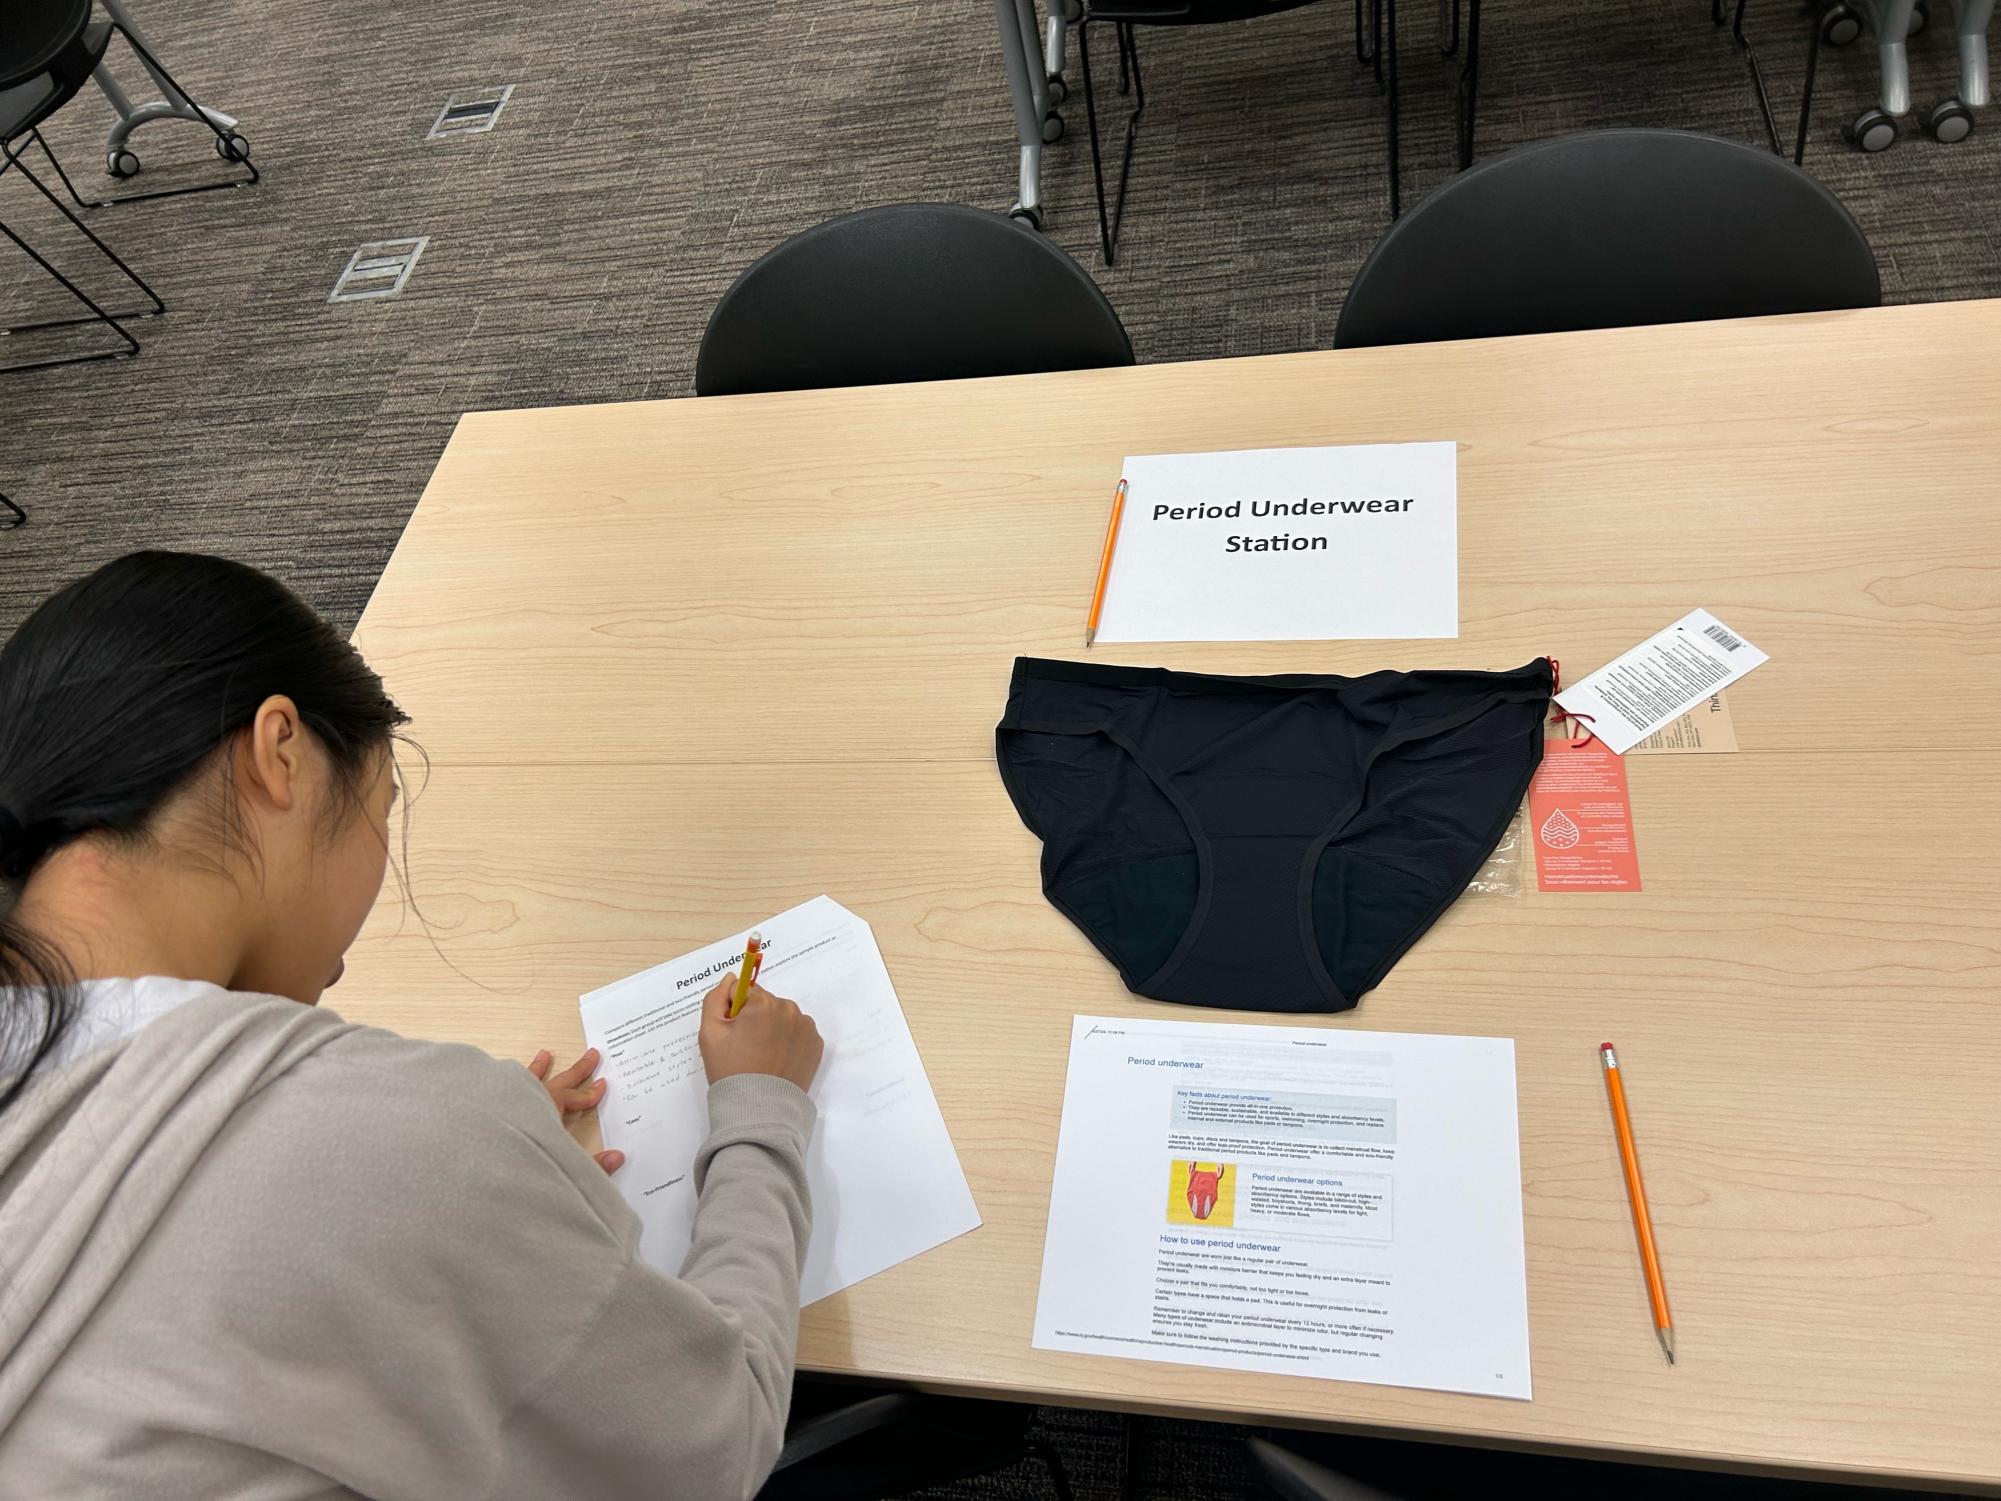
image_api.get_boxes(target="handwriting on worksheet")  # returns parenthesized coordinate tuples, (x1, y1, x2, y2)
(600, 995, 705, 1125)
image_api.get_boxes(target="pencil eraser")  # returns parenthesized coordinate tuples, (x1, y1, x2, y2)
(1600, 1042, 1614, 1051)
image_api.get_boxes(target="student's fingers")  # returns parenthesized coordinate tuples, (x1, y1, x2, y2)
(595, 1149, 625, 1175)
(557, 1079, 608, 1115)
(703, 975, 738, 1021)
(547, 1048, 599, 1089)
(526, 1049, 553, 1080)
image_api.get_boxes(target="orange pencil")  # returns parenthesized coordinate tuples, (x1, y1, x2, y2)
(726, 933, 765, 1019)
(1601, 1042, 1674, 1364)
(1084, 477, 1129, 648)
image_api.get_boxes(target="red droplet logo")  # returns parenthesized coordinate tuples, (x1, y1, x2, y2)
(1539, 808, 1581, 849)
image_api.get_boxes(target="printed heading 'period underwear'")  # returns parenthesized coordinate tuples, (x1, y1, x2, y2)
(996, 656, 1553, 1012)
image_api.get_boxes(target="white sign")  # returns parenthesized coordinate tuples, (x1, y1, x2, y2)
(1092, 442, 1459, 643)
(1033, 1016, 1531, 1399)
(1555, 608, 1768, 755)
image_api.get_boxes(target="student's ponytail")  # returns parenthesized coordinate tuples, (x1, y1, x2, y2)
(0, 552, 408, 1111)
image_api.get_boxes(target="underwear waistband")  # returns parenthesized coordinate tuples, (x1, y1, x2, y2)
(1010, 655, 1554, 697)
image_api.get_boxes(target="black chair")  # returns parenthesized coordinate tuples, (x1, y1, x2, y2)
(0, 0, 254, 211)
(1077, 0, 1401, 265)
(1, 0, 172, 371)
(1333, 129, 1880, 349)
(757, 1383, 1074, 1500)
(695, 203, 1134, 396)
(1246, 1431, 1943, 1500)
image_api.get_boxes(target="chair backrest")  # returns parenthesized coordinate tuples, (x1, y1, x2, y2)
(1334, 130, 1880, 349)
(695, 204, 1134, 397)
(0, 0, 92, 94)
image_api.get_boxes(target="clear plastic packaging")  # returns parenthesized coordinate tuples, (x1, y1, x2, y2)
(1464, 803, 1527, 898)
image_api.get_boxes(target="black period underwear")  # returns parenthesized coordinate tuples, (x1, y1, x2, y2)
(996, 657, 1554, 1013)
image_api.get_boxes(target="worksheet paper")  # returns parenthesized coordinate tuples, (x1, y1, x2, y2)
(579, 896, 979, 1304)
(1033, 1017, 1531, 1400)
(1093, 443, 1458, 642)
(1554, 609, 1768, 754)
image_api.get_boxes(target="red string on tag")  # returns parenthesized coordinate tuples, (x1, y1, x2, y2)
(1545, 656, 1597, 747)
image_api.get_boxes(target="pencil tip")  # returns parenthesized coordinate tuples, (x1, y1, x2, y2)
(1085, 628, 1096, 648)
(1659, 1328, 1676, 1364)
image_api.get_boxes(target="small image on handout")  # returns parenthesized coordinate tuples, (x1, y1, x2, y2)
(1166, 1160, 1236, 1227)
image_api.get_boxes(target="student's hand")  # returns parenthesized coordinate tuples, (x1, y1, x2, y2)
(699, 975, 824, 1093)
(528, 1047, 624, 1175)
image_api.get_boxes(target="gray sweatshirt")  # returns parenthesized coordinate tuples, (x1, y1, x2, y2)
(0, 978, 816, 1500)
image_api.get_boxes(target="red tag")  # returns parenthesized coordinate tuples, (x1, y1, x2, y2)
(1529, 739, 1642, 892)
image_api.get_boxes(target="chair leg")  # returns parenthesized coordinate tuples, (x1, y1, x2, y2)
(1796, 2, 1827, 162)
(1356, 0, 1385, 80)
(65, 22, 259, 207)
(1727, 0, 1786, 153)
(1455, 0, 1481, 167)
(0, 215, 141, 372)
(1027, 1438, 1076, 1501)
(1, 492, 24, 528)
(1079, 16, 1145, 265)
(1384, 0, 1401, 217)
(4, 138, 166, 323)
(28, 128, 96, 211)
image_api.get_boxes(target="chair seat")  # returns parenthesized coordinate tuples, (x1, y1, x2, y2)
(0, 0, 93, 92)
(0, 21, 113, 146)
(0, 78, 62, 145)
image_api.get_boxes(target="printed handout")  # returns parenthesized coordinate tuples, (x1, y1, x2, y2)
(580, 896, 979, 1303)
(1033, 1017, 1531, 1400)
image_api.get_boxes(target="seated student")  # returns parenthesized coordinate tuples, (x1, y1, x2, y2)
(0, 552, 823, 1499)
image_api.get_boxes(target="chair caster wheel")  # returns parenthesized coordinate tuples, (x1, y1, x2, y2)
(1046, 75, 1067, 104)
(1041, 112, 1065, 143)
(215, 131, 251, 161)
(1924, 97, 1974, 140)
(106, 148, 140, 178)
(1907, 0, 1927, 34)
(1820, 2, 1862, 44)
(1009, 206, 1043, 231)
(1845, 105, 1899, 150)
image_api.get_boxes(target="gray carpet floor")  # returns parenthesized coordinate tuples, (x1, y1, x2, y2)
(4, 0, 1997, 1494)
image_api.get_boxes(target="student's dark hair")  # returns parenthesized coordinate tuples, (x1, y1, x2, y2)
(0, 551, 408, 1111)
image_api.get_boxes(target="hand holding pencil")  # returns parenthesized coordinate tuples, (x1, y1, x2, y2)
(699, 971, 823, 1092)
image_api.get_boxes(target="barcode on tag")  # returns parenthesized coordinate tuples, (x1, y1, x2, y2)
(1702, 623, 1743, 652)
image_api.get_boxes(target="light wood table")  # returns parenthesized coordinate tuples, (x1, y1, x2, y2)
(344, 300, 2001, 1493)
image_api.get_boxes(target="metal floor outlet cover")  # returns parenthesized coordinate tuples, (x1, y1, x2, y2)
(329, 238, 429, 303)
(428, 85, 515, 138)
